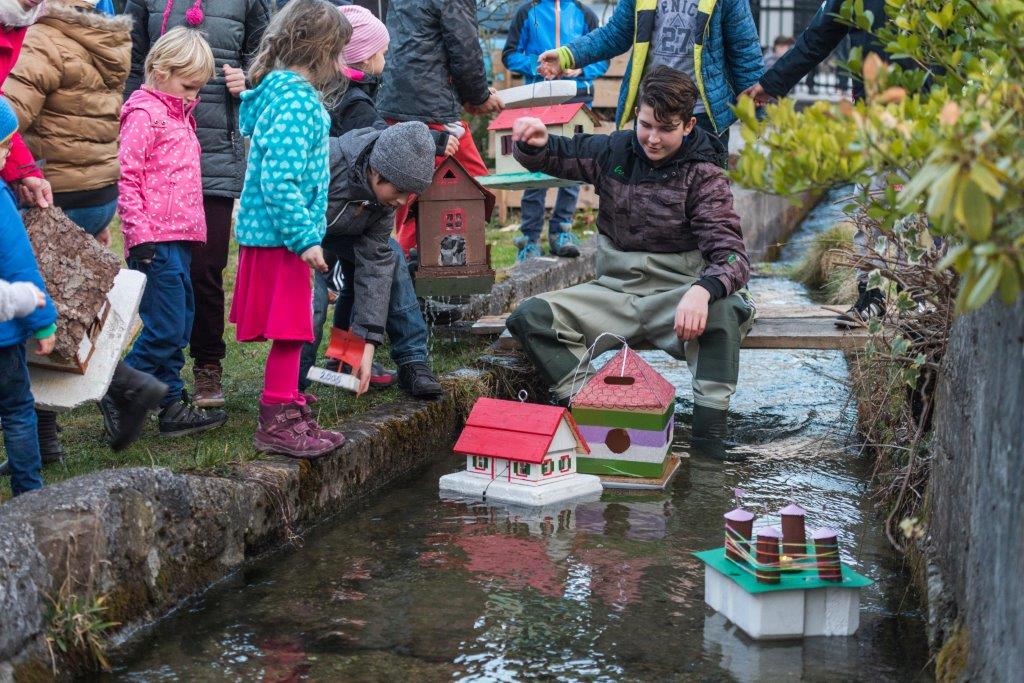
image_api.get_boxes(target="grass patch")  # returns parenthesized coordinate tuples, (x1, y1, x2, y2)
(791, 221, 859, 304)
(486, 206, 597, 271)
(2, 221, 487, 502)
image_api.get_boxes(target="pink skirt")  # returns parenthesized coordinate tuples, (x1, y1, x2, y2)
(230, 246, 314, 343)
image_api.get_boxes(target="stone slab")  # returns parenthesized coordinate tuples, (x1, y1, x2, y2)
(30, 269, 146, 412)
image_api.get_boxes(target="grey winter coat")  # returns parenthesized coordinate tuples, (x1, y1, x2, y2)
(376, 0, 491, 124)
(124, 0, 272, 198)
(0, 279, 41, 323)
(323, 128, 397, 345)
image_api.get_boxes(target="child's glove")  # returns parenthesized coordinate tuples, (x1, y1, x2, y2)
(128, 242, 157, 266)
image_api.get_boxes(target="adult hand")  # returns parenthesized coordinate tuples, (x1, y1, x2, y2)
(353, 342, 376, 396)
(224, 64, 247, 96)
(674, 286, 711, 341)
(444, 134, 460, 157)
(33, 285, 45, 308)
(301, 245, 329, 273)
(741, 83, 775, 106)
(511, 116, 548, 147)
(17, 176, 52, 208)
(537, 49, 564, 79)
(465, 89, 504, 115)
(36, 334, 55, 356)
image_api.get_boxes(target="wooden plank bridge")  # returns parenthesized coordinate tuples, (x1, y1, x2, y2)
(472, 304, 870, 353)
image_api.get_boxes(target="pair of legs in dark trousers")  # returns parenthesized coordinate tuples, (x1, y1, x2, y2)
(189, 195, 233, 368)
(1, 344, 44, 496)
(299, 238, 429, 391)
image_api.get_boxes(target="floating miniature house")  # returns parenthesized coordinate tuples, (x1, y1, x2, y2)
(695, 504, 873, 640)
(439, 397, 603, 507)
(480, 103, 601, 191)
(571, 348, 678, 488)
(414, 157, 496, 297)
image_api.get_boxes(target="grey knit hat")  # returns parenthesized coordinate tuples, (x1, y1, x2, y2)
(369, 121, 436, 194)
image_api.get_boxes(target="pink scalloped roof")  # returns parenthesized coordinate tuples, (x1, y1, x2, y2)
(572, 349, 676, 411)
(779, 503, 806, 516)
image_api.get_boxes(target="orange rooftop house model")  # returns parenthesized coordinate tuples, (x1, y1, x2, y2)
(439, 397, 603, 507)
(479, 103, 601, 191)
(414, 157, 496, 297)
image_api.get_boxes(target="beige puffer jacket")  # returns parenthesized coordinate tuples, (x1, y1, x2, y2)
(5, 0, 131, 194)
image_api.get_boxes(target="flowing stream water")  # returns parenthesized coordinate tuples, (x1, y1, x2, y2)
(109, 189, 931, 681)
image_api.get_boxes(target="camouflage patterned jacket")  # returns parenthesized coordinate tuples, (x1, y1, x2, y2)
(513, 126, 749, 299)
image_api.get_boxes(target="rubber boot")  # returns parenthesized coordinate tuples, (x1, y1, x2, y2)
(99, 362, 169, 451)
(254, 402, 342, 459)
(35, 409, 64, 465)
(691, 404, 747, 462)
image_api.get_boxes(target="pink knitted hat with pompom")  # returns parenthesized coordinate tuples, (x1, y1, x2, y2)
(338, 5, 390, 67)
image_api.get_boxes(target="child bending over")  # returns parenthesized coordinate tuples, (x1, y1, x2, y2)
(116, 27, 227, 439)
(506, 66, 755, 444)
(0, 95, 57, 497)
(231, 0, 350, 459)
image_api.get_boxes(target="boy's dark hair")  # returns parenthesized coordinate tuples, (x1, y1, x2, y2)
(637, 66, 698, 123)
(773, 35, 795, 48)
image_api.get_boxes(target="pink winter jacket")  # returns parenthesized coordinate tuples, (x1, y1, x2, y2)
(117, 87, 205, 252)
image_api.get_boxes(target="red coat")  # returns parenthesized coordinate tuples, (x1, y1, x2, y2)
(0, 24, 43, 183)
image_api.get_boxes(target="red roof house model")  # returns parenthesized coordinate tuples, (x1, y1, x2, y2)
(488, 103, 601, 131)
(453, 397, 590, 464)
(572, 349, 676, 412)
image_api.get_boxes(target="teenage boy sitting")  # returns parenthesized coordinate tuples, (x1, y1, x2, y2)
(506, 66, 755, 441)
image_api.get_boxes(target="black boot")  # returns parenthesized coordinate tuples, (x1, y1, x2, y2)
(0, 410, 64, 476)
(835, 282, 885, 329)
(691, 404, 747, 462)
(397, 361, 443, 399)
(36, 409, 65, 464)
(99, 362, 169, 451)
(158, 390, 227, 437)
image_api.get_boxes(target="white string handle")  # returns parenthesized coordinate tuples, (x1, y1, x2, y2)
(566, 332, 631, 405)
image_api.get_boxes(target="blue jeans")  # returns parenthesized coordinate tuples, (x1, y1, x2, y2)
(124, 242, 195, 407)
(64, 199, 118, 237)
(519, 185, 580, 242)
(300, 238, 428, 390)
(0, 343, 43, 496)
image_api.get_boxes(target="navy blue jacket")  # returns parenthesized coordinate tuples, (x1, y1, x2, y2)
(502, 0, 609, 102)
(0, 184, 57, 348)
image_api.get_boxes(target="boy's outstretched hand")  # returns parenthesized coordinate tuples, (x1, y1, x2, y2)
(512, 117, 548, 148)
(674, 286, 711, 341)
(301, 245, 329, 273)
(353, 342, 376, 396)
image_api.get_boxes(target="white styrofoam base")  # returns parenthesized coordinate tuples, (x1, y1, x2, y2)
(439, 470, 603, 507)
(30, 270, 146, 412)
(499, 80, 579, 108)
(704, 565, 861, 640)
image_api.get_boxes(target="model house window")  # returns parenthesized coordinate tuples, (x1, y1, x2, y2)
(605, 428, 631, 454)
(514, 462, 530, 477)
(558, 454, 571, 472)
(501, 135, 513, 155)
(439, 167, 458, 185)
(574, 124, 584, 135)
(473, 455, 489, 470)
(542, 459, 554, 476)
(443, 209, 465, 233)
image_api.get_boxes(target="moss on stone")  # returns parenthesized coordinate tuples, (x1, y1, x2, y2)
(935, 622, 970, 682)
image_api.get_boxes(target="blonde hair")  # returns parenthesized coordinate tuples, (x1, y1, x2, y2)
(248, 0, 353, 107)
(144, 27, 216, 84)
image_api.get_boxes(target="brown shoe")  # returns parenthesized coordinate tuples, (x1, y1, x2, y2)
(193, 363, 225, 408)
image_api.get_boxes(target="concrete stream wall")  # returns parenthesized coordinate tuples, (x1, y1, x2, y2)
(926, 296, 1024, 681)
(0, 187, 814, 678)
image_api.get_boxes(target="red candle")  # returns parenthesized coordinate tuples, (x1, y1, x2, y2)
(756, 526, 782, 584)
(812, 527, 842, 582)
(724, 508, 755, 562)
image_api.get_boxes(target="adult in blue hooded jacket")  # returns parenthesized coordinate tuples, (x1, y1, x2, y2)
(537, 0, 764, 148)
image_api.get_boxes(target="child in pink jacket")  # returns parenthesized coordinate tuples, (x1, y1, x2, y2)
(116, 27, 226, 438)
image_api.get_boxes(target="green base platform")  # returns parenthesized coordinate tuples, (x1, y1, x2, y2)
(693, 547, 874, 594)
(476, 172, 580, 191)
